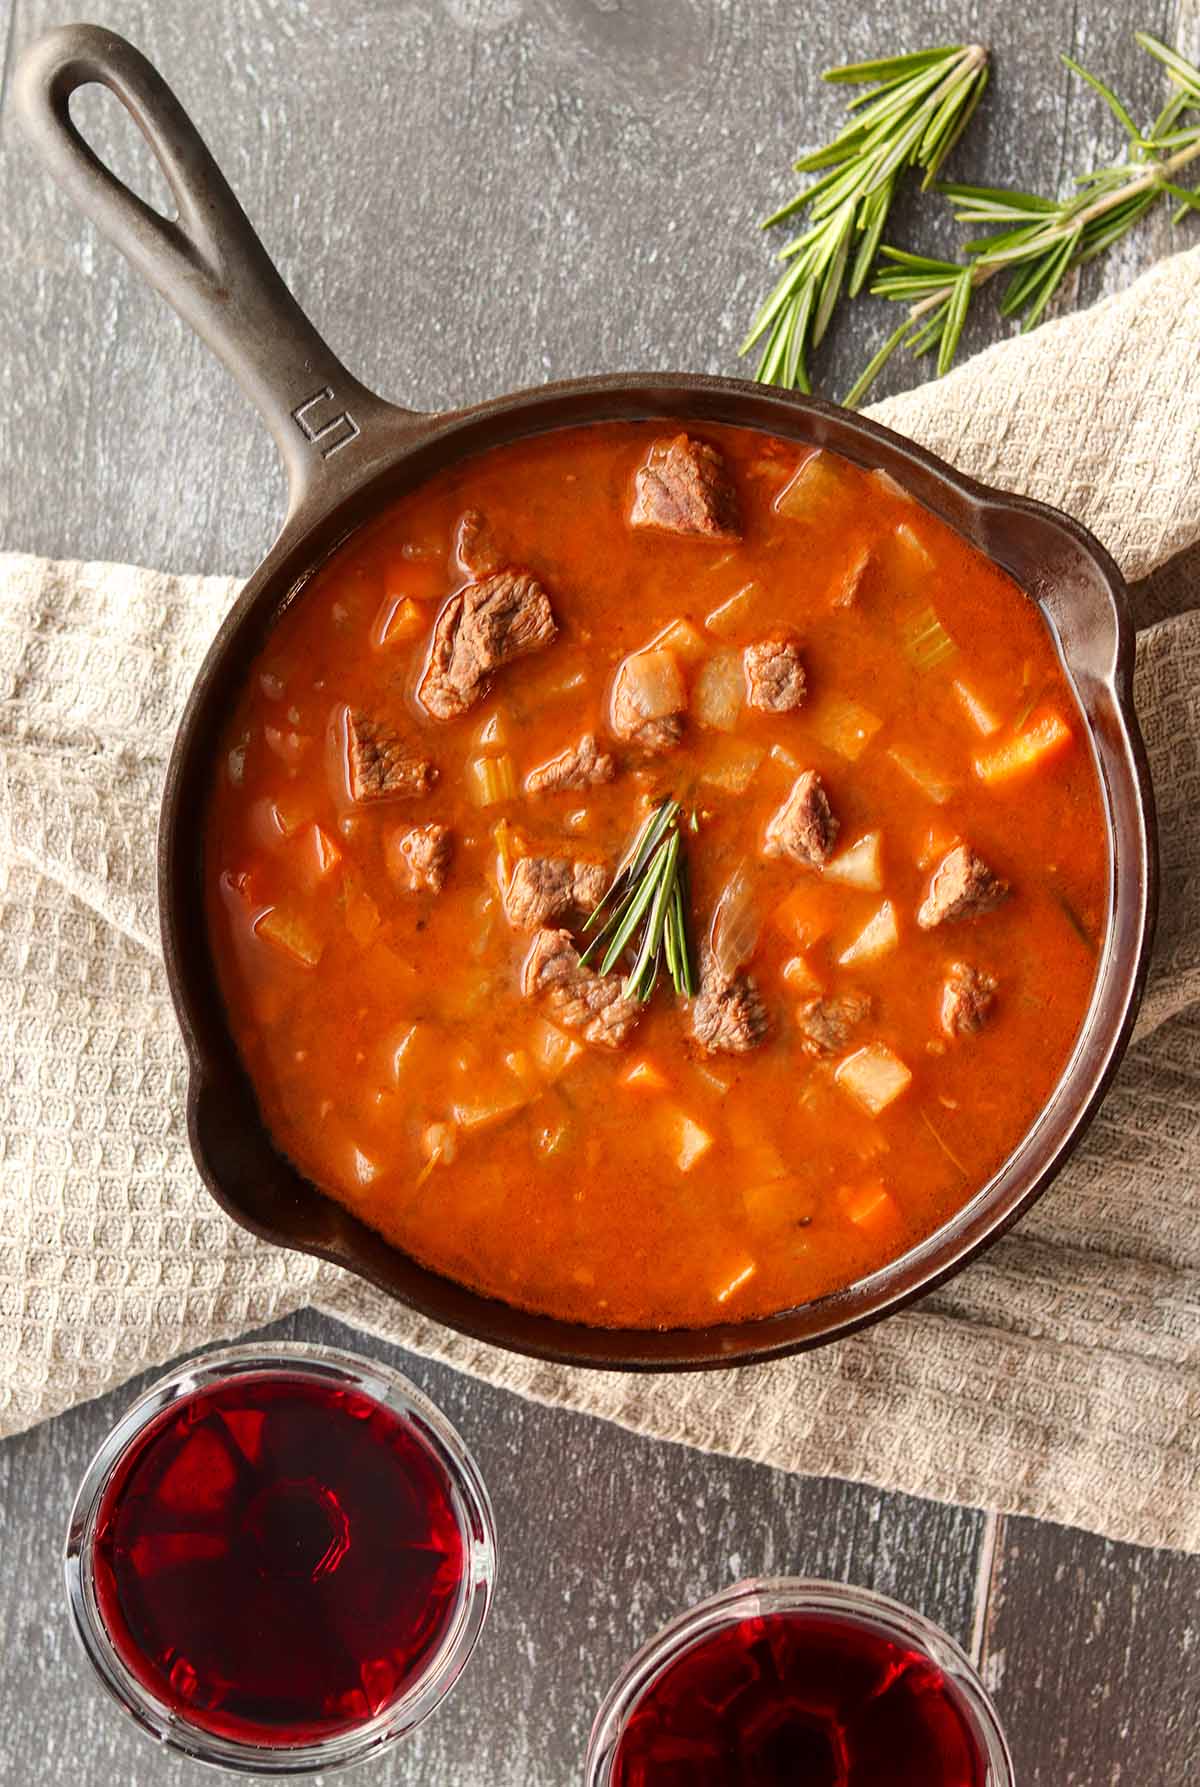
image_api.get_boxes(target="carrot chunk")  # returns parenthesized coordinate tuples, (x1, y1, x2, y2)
(975, 711, 1072, 784)
(837, 1180, 901, 1234)
(374, 594, 426, 648)
(771, 884, 838, 949)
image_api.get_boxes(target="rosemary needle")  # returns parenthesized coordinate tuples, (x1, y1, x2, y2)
(741, 43, 990, 393)
(848, 32, 1200, 406)
(581, 799, 696, 1003)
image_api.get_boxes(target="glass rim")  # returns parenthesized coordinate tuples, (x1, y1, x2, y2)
(585, 1575, 1015, 1787)
(64, 1340, 497, 1776)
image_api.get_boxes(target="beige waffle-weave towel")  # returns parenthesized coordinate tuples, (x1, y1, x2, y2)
(3, 246, 1199, 1553)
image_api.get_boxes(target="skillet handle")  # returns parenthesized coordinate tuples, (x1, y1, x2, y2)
(14, 24, 415, 515)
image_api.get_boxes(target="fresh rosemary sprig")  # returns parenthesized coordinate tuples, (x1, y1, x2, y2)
(740, 43, 990, 392)
(580, 798, 697, 1002)
(846, 32, 1200, 406)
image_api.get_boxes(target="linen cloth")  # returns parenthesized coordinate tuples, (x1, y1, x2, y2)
(3, 246, 1199, 1553)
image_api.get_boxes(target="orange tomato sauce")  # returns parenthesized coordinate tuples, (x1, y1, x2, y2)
(205, 421, 1108, 1328)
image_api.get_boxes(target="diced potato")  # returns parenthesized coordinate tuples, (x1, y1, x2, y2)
(698, 738, 765, 795)
(622, 1058, 669, 1093)
(823, 831, 882, 891)
(374, 593, 426, 648)
(837, 1179, 901, 1234)
(705, 581, 761, 637)
(886, 746, 956, 806)
(775, 450, 854, 524)
(652, 618, 708, 662)
(772, 884, 837, 949)
(665, 1107, 714, 1173)
(452, 1073, 533, 1133)
(837, 900, 899, 967)
(713, 1259, 757, 1305)
(255, 905, 324, 968)
(612, 650, 686, 728)
(467, 752, 517, 808)
(807, 691, 882, 761)
(975, 711, 1072, 784)
(691, 650, 744, 732)
(952, 678, 1002, 737)
(743, 1175, 815, 1231)
(769, 742, 801, 774)
(835, 1043, 913, 1116)
(530, 1019, 584, 1081)
(781, 953, 824, 996)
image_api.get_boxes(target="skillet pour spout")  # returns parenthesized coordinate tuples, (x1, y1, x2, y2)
(14, 25, 1157, 1371)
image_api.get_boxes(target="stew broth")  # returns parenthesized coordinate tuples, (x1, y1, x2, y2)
(205, 421, 1107, 1328)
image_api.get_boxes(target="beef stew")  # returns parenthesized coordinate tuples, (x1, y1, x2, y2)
(205, 420, 1108, 1329)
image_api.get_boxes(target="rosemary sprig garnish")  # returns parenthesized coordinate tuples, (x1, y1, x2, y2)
(740, 43, 989, 392)
(846, 33, 1200, 405)
(580, 798, 696, 1002)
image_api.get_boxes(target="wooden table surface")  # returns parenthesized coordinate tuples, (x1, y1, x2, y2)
(1, 1, 1198, 1781)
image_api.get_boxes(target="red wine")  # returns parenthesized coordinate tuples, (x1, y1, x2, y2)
(91, 1372, 466, 1745)
(610, 1609, 988, 1786)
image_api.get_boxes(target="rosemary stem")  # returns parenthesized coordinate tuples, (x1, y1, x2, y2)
(901, 133, 1200, 333)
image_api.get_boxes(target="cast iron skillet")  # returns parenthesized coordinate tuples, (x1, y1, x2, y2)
(16, 25, 1157, 1371)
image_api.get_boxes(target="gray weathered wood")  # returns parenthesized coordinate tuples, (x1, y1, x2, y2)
(1, 2, 1198, 1782)
(982, 1514, 1200, 1787)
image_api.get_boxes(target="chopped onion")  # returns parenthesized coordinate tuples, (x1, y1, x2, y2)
(709, 859, 762, 978)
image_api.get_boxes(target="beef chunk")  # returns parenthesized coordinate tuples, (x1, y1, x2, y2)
(691, 953, 769, 1055)
(796, 992, 871, 1057)
(418, 571, 557, 720)
(918, 845, 1009, 929)
(609, 651, 687, 755)
(941, 962, 997, 1037)
(521, 928, 641, 1048)
(454, 508, 501, 579)
(744, 635, 807, 713)
(502, 856, 609, 931)
(630, 435, 741, 540)
(764, 771, 839, 866)
(525, 733, 616, 795)
(387, 822, 451, 894)
(346, 711, 436, 802)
